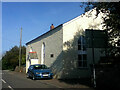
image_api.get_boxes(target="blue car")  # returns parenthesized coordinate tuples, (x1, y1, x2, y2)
(27, 64, 53, 80)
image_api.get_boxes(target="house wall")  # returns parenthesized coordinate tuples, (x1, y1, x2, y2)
(26, 26, 63, 73)
(26, 8, 107, 79)
(57, 8, 106, 79)
(63, 9, 105, 46)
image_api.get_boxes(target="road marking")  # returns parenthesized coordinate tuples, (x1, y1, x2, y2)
(2, 79, 14, 90)
(1, 79, 6, 83)
(8, 85, 14, 90)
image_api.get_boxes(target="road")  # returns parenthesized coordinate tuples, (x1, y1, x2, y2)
(2, 70, 61, 89)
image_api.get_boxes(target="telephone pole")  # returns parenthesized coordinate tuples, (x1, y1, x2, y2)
(19, 27, 22, 72)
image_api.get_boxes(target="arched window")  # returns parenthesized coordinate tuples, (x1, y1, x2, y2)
(41, 42, 45, 64)
(78, 36, 87, 68)
(78, 36, 86, 51)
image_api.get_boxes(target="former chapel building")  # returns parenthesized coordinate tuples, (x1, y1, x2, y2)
(26, 8, 107, 79)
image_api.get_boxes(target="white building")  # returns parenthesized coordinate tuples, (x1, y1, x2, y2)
(26, 9, 107, 79)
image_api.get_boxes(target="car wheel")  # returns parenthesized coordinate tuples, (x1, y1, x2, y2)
(32, 75, 36, 80)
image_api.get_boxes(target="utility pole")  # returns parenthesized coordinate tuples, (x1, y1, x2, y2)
(19, 27, 22, 72)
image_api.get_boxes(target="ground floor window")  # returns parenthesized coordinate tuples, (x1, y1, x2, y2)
(78, 54, 87, 68)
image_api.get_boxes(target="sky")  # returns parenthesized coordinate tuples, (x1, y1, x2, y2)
(2, 2, 85, 53)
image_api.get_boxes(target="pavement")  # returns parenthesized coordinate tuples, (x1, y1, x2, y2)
(5, 70, 94, 89)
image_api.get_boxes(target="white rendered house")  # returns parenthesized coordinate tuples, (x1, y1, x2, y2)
(26, 8, 107, 79)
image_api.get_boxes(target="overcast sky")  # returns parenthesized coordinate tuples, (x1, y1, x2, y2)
(2, 2, 85, 53)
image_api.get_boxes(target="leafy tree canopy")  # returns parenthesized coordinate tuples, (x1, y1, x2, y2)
(2, 45, 26, 70)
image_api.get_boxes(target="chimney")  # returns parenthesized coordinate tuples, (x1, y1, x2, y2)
(50, 24, 54, 30)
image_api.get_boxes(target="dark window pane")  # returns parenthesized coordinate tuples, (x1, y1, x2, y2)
(83, 45, 86, 51)
(78, 37, 81, 44)
(83, 37, 86, 45)
(78, 55, 82, 61)
(50, 54, 54, 58)
(78, 61, 82, 67)
(78, 44, 81, 50)
(83, 54, 87, 60)
(83, 61, 87, 67)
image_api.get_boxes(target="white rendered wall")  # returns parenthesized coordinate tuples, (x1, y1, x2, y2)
(26, 26, 63, 73)
(60, 9, 107, 79)
(63, 8, 105, 50)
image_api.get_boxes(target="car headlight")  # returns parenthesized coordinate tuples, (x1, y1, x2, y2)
(36, 72, 42, 76)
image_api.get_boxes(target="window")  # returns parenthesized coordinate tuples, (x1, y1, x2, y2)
(78, 36, 86, 51)
(30, 65, 34, 70)
(78, 37, 81, 50)
(41, 42, 45, 64)
(78, 36, 87, 68)
(78, 54, 87, 67)
(34, 65, 48, 69)
(50, 54, 54, 58)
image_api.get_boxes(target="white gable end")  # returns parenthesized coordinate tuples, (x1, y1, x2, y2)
(63, 8, 106, 50)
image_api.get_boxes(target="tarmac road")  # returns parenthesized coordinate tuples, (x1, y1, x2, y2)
(1, 70, 94, 90)
(2, 70, 60, 89)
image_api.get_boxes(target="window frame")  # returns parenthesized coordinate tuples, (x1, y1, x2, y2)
(78, 36, 86, 51)
(78, 36, 87, 68)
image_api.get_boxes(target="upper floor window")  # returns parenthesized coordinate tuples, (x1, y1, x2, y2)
(78, 36, 86, 51)
(78, 36, 87, 68)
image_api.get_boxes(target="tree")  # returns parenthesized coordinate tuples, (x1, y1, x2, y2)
(2, 45, 26, 70)
(82, 2, 120, 58)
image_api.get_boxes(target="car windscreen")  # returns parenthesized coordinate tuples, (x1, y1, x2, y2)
(34, 65, 48, 69)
